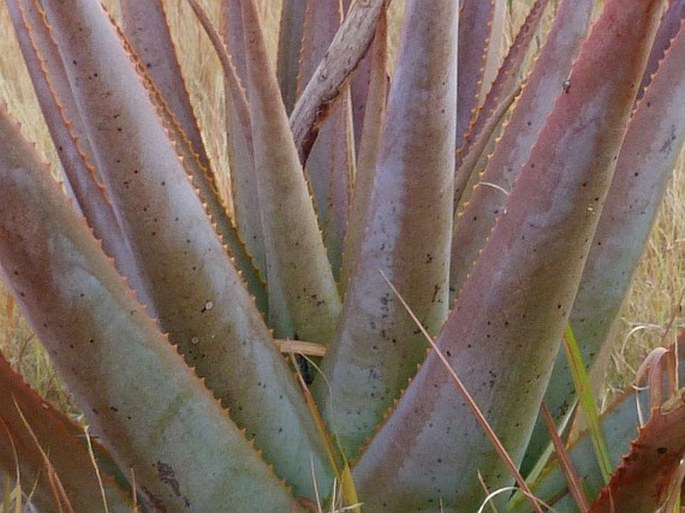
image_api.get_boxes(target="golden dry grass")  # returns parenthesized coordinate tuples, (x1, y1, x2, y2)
(0, 0, 683, 415)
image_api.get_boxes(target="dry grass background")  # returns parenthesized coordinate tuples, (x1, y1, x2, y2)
(0, 0, 682, 414)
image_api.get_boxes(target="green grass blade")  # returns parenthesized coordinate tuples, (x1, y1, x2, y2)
(563, 324, 612, 484)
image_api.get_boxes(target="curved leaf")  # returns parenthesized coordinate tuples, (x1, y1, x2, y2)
(450, 0, 592, 301)
(454, 0, 550, 206)
(340, 8, 388, 291)
(456, 0, 497, 147)
(240, 0, 342, 343)
(353, 1, 662, 510)
(276, 0, 307, 114)
(531, 10, 685, 472)
(0, 107, 299, 512)
(120, 0, 212, 177)
(220, 0, 268, 276)
(588, 390, 685, 513)
(296, 0, 354, 280)
(315, 0, 458, 458)
(5, 0, 148, 308)
(33, 0, 332, 497)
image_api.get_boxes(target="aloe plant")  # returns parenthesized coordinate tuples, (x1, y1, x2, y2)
(1, 0, 685, 512)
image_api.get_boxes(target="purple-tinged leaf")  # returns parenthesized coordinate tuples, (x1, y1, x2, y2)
(638, 0, 685, 100)
(456, 0, 497, 148)
(450, 0, 592, 301)
(353, 0, 663, 511)
(40, 0, 330, 495)
(534, 12, 685, 472)
(276, 0, 307, 114)
(0, 104, 301, 512)
(587, 390, 685, 513)
(452, 84, 520, 213)
(214, 2, 265, 282)
(340, 9, 389, 290)
(221, 0, 249, 92)
(296, 0, 343, 99)
(295, 0, 343, 220)
(323, 94, 355, 279)
(479, 0, 507, 103)
(314, 0, 457, 458)
(296, 0, 354, 280)
(348, 27, 375, 152)
(289, 0, 384, 163)
(120, 0, 212, 178)
(5, 0, 149, 307)
(185, 0, 268, 312)
(239, 0, 342, 343)
(0, 351, 135, 513)
(455, 0, 550, 205)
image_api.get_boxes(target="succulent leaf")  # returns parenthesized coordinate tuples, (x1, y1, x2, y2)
(456, 0, 498, 148)
(239, 0, 342, 344)
(638, 0, 685, 99)
(587, 390, 685, 513)
(528, 9, 685, 474)
(296, 0, 354, 280)
(510, 334, 685, 513)
(120, 0, 212, 179)
(219, 0, 268, 279)
(340, 8, 389, 291)
(0, 0, 682, 511)
(315, 0, 458, 459)
(0, 105, 299, 512)
(454, 0, 550, 206)
(5, 0, 148, 308)
(37, 0, 330, 497)
(353, 0, 663, 510)
(450, 0, 593, 300)
(276, 0, 307, 114)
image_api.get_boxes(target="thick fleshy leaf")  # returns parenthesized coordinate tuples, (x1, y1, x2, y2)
(479, 0, 507, 103)
(353, 1, 662, 511)
(120, 0, 212, 177)
(0, 351, 136, 513)
(348, 23, 375, 152)
(0, 109, 300, 512)
(314, 0, 457, 458)
(340, 9, 389, 290)
(510, 387, 669, 512)
(221, 0, 249, 91)
(5, 0, 148, 306)
(276, 0, 307, 114)
(588, 390, 685, 513)
(296, 0, 354, 280)
(289, 0, 385, 163)
(456, 0, 497, 148)
(454, 0, 550, 205)
(638, 0, 685, 99)
(528, 12, 685, 474)
(219, 0, 267, 276)
(239, 0, 342, 343)
(450, 0, 592, 301)
(184, 0, 269, 312)
(39, 0, 330, 496)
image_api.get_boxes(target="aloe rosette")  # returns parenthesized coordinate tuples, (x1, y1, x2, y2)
(0, 0, 685, 512)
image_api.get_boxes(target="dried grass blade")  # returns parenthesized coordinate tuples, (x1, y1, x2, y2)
(541, 403, 590, 513)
